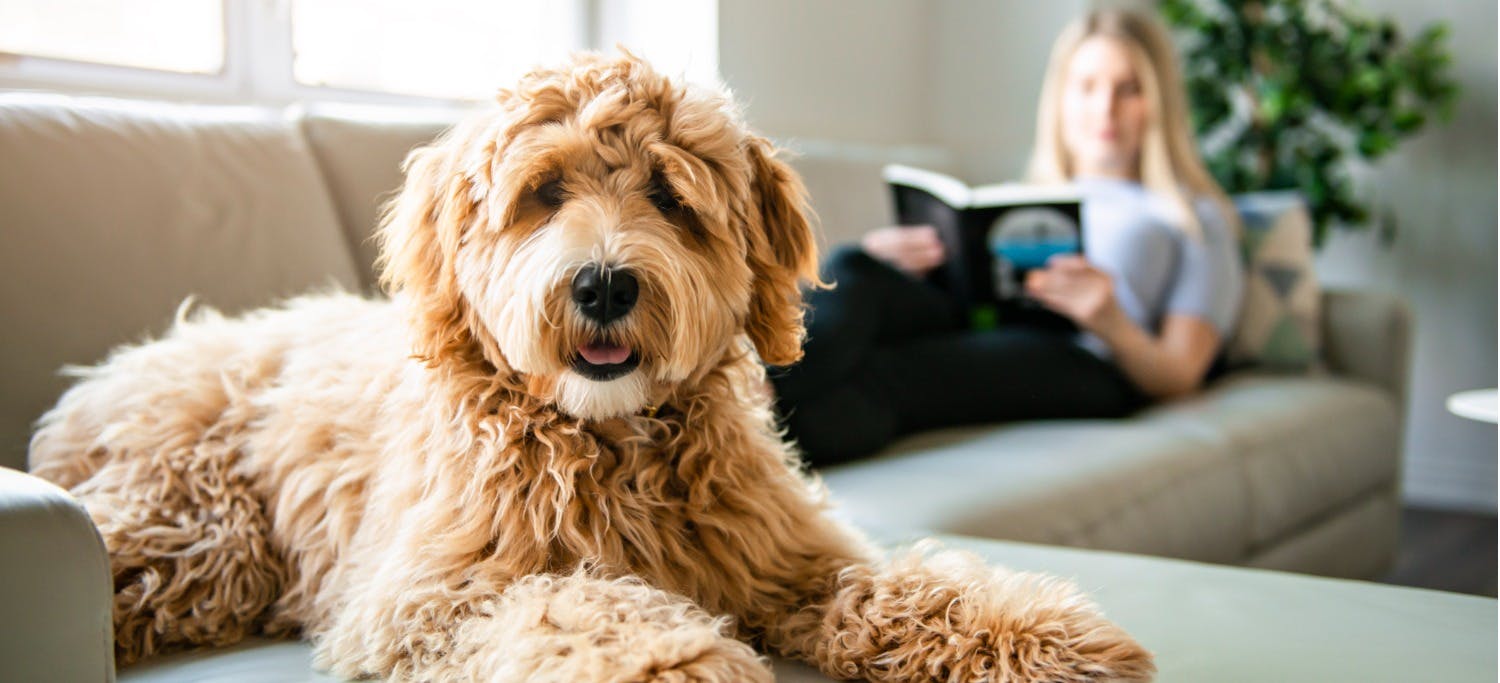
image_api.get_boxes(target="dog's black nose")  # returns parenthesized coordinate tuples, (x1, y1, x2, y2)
(571, 264, 638, 324)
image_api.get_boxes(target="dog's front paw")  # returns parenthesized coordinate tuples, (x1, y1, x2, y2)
(821, 546, 1154, 682)
(624, 633, 773, 683)
(446, 572, 775, 683)
(936, 573, 1155, 683)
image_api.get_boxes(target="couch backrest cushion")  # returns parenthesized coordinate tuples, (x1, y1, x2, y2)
(298, 109, 455, 290)
(0, 94, 363, 471)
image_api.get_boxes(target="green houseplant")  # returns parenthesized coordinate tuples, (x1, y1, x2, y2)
(1159, 0, 1459, 245)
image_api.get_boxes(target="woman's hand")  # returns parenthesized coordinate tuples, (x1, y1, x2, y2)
(860, 225, 946, 277)
(1024, 254, 1124, 335)
(1028, 254, 1222, 400)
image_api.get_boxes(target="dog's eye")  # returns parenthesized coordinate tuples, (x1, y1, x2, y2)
(649, 179, 681, 214)
(534, 179, 566, 208)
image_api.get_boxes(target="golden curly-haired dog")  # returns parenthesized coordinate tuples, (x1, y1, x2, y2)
(30, 53, 1154, 682)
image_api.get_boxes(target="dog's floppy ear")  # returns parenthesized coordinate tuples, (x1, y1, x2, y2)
(376, 119, 492, 370)
(742, 135, 823, 366)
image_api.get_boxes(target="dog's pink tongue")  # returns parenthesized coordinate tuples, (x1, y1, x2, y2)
(579, 343, 631, 365)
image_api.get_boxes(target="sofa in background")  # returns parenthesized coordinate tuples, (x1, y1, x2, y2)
(772, 153, 1409, 579)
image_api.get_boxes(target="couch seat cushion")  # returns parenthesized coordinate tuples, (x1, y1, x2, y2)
(820, 417, 1249, 563)
(819, 373, 1401, 565)
(1142, 373, 1401, 546)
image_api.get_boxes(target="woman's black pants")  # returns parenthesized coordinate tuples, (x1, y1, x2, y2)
(769, 245, 1146, 468)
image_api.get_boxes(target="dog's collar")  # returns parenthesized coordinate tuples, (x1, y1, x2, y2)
(640, 403, 661, 418)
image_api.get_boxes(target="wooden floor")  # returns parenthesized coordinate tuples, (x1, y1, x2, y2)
(1381, 506, 1497, 597)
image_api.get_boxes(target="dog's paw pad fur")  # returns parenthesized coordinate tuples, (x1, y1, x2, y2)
(823, 543, 1155, 682)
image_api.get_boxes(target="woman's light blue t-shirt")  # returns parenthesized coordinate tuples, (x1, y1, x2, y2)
(1071, 177, 1243, 358)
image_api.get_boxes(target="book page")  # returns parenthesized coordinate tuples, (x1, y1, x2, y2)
(881, 164, 971, 208)
(970, 183, 1082, 208)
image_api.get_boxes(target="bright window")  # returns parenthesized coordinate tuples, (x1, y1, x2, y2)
(0, 0, 224, 74)
(0, 0, 717, 104)
(290, 0, 584, 101)
(597, 0, 718, 87)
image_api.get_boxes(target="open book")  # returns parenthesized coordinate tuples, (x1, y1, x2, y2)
(883, 164, 1084, 331)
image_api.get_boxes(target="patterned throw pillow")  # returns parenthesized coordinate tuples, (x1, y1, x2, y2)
(1227, 191, 1321, 371)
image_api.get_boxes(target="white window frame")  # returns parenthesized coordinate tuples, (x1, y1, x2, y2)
(0, 0, 642, 110)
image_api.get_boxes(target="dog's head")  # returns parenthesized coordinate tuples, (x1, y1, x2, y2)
(377, 52, 819, 420)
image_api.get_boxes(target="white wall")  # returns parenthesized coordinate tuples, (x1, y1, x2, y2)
(719, 0, 1497, 511)
(717, 0, 950, 245)
(930, 0, 1085, 182)
(718, 0, 934, 145)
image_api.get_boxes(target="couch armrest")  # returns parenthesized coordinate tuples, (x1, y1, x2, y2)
(1320, 288, 1412, 405)
(0, 467, 115, 682)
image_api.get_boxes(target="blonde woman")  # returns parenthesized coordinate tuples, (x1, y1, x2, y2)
(771, 8, 1243, 466)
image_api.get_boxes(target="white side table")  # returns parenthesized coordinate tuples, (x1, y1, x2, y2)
(1445, 389, 1498, 423)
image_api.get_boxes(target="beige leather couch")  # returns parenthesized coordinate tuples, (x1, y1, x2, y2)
(0, 94, 1431, 681)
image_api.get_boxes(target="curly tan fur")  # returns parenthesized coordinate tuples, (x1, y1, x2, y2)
(29, 52, 1153, 682)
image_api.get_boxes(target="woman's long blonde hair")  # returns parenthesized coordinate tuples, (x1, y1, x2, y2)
(1025, 8, 1235, 238)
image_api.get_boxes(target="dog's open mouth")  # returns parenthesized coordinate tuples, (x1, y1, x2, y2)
(571, 341, 640, 381)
